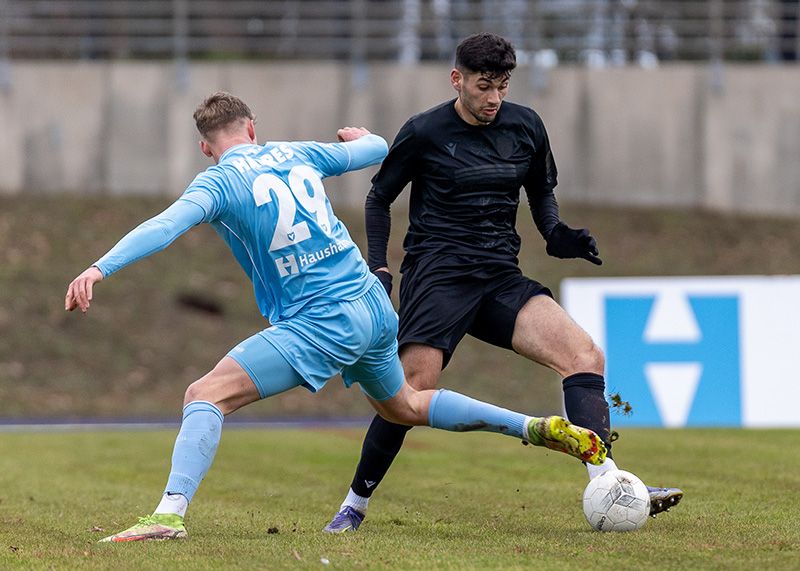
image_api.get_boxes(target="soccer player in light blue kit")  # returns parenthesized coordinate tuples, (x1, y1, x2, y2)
(65, 92, 605, 542)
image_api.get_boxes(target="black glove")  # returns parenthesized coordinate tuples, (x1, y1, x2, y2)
(374, 270, 393, 295)
(545, 222, 603, 266)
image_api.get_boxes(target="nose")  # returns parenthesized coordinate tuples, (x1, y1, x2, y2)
(487, 89, 501, 105)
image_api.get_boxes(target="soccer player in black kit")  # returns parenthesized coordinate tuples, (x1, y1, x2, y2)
(324, 33, 683, 533)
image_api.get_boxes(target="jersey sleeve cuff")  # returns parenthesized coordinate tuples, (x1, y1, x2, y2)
(91, 263, 110, 279)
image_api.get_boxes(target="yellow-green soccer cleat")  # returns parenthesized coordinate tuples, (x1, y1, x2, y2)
(98, 513, 188, 543)
(526, 416, 607, 465)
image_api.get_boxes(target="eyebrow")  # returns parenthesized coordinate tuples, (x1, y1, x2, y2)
(477, 77, 509, 85)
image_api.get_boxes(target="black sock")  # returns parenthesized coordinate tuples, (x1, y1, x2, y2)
(350, 414, 413, 498)
(562, 372, 613, 458)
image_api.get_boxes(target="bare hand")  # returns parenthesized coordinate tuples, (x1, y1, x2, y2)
(337, 126, 371, 142)
(65, 266, 104, 313)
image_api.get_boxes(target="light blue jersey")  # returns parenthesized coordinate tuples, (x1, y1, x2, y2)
(94, 135, 388, 323)
(82, 133, 542, 513)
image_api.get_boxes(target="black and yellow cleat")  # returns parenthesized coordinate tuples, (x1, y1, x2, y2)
(526, 416, 607, 466)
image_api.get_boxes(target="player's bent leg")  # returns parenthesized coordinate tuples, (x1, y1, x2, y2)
(159, 357, 263, 510)
(400, 344, 445, 390)
(511, 295, 604, 380)
(512, 294, 684, 504)
(99, 398, 223, 542)
(326, 346, 444, 533)
(324, 416, 410, 533)
(367, 382, 429, 426)
(103, 340, 307, 543)
(512, 295, 614, 460)
(368, 385, 606, 465)
(562, 372, 613, 464)
(165, 346, 303, 503)
(184, 356, 263, 415)
(349, 344, 444, 489)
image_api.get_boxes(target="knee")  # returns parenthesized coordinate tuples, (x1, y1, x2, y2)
(378, 408, 409, 426)
(570, 343, 605, 376)
(399, 346, 442, 390)
(405, 370, 437, 391)
(184, 377, 212, 406)
(382, 406, 418, 427)
(377, 387, 427, 427)
(401, 389, 430, 426)
(374, 405, 413, 426)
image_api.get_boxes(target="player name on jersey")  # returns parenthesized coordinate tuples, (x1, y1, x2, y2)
(230, 144, 296, 173)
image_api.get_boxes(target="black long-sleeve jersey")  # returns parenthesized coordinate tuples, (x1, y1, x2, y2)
(365, 98, 561, 272)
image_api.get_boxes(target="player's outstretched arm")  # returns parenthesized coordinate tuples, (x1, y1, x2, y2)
(64, 200, 206, 313)
(337, 129, 389, 171)
(302, 128, 387, 178)
(65, 266, 103, 313)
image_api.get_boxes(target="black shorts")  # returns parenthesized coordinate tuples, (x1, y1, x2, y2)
(397, 254, 552, 368)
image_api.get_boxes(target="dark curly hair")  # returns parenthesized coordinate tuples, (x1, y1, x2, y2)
(455, 33, 516, 79)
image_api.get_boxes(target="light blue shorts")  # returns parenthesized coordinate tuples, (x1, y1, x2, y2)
(227, 281, 405, 402)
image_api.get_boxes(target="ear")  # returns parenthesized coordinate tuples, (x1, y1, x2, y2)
(199, 140, 213, 158)
(246, 119, 256, 143)
(450, 68, 462, 92)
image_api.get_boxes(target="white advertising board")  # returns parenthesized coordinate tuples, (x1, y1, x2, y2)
(562, 276, 800, 427)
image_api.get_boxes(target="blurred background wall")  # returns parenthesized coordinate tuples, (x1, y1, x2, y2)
(1, 62, 800, 215)
(1, 0, 799, 213)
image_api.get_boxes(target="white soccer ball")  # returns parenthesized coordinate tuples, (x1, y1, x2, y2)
(583, 469, 650, 532)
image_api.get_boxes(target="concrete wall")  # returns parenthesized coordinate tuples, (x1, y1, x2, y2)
(1, 61, 799, 214)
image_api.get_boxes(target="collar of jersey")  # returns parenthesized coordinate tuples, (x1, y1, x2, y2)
(219, 143, 259, 162)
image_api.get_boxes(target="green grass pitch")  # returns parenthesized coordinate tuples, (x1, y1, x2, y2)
(0, 427, 798, 569)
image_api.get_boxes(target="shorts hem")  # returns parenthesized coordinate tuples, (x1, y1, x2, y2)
(397, 337, 454, 369)
(359, 374, 403, 402)
(352, 358, 405, 402)
(397, 337, 452, 354)
(226, 350, 269, 399)
(256, 333, 322, 394)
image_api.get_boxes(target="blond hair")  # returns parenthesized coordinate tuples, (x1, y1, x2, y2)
(193, 91, 255, 140)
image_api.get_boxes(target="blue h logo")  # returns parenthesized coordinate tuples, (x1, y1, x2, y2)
(605, 295, 741, 427)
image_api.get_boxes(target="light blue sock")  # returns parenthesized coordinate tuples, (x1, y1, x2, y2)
(164, 400, 224, 502)
(428, 389, 527, 439)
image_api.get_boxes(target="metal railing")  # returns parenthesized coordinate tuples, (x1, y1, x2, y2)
(1, 0, 798, 63)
